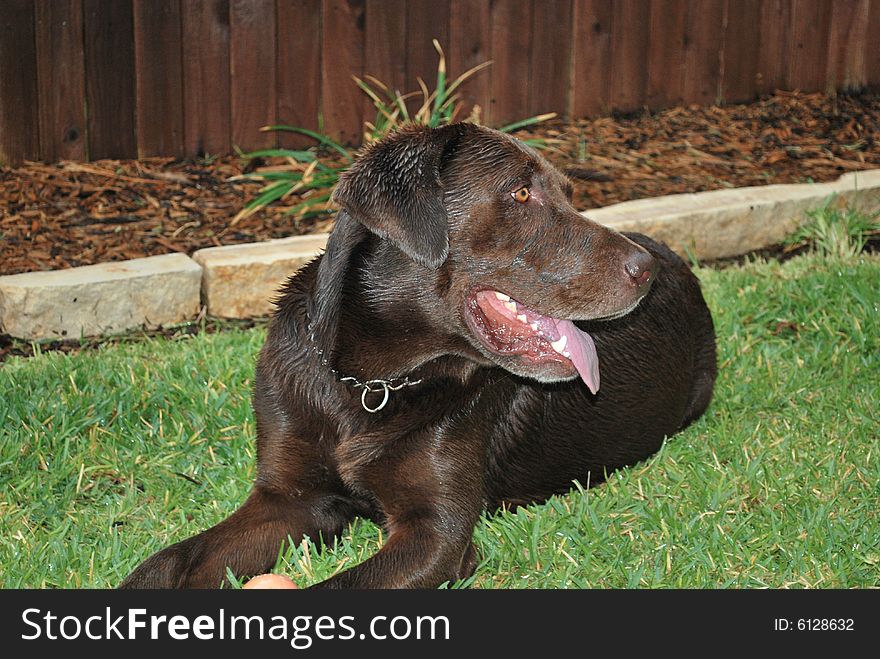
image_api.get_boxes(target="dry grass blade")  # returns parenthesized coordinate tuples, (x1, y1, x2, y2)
(354, 76, 395, 120)
(445, 60, 493, 97)
(283, 159, 319, 200)
(62, 162, 170, 187)
(363, 74, 391, 95)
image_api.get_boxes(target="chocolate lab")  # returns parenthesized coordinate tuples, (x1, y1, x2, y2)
(121, 123, 716, 588)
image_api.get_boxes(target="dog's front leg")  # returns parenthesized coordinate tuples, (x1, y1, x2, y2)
(120, 485, 358, 589)
(313, 513, 480, 589)
(312, 429, 486, 589)
(313, 510, 481, 589)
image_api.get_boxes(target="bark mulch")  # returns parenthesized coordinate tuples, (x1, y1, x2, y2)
(2, 89, 879, 277)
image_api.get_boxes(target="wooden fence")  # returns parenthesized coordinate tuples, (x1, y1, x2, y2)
(2, 0, 878, 164)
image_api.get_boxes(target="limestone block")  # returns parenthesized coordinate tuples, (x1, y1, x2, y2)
(193, 234, 329, 318)
(0, 253, 202, 340)
(584, 170, 880, 260)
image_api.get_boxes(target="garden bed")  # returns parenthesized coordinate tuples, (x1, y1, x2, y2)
(2, 90, 879, 277)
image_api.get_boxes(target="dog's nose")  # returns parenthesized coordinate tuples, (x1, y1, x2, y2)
(624, 251, 657, 288)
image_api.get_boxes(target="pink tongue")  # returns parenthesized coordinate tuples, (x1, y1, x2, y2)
(553, 319, 600, 394)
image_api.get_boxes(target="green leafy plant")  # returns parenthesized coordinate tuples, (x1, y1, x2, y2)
(232, 40, 555, 224)
(786, 196, 880, 260)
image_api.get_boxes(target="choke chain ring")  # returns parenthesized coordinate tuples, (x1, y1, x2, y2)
(339, 377, 422, 413)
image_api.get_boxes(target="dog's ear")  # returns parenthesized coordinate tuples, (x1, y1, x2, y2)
(305, 211, 367, 361)
(332, 124, 466, 268)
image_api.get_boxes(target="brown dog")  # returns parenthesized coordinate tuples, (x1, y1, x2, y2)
(121, 123, 716, 588)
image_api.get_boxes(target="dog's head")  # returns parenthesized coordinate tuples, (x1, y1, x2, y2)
(330, 123, 657, 393)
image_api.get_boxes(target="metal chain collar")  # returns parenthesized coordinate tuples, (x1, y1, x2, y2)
(338, 376, 423, 413)
(308, 327, 422, 413)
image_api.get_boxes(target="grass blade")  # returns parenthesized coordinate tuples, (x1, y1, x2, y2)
(499, 113, 557, 133)
(237, 148, 316, 162)
(431, 40, 447, 127)
(260, 125, 352, 161)
(232, 180, 293, 224)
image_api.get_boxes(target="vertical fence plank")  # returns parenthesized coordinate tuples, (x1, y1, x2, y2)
(364, 0, 408, 129)
(529, 0, 572, 118)
(610, 0, 650, 113)
(571, 0, 613, 118)
(278, 0, 322, 148)
(756, 0, 791, 95)
(682, 0, 724, 106)
(322, 0, 365, 145)
(230, 0, 276, 150)
(133, 0, 184, 158)
(35, 0, 86, 162)
(83, 0, 136, 160)
(0, 0, 40, 164)
(364, 0, 407, 89)
(826, 0, 869, 93)
(448, 0, 491, 122)
(405, 0, 449, 115)
(785, 0, 832, 91)
(870, 0, 880, 87)
(182, 0, 231, 156)
(646, 0, 687, 110)
(490, 0, 533, 125)
(720, 0, 761, 104)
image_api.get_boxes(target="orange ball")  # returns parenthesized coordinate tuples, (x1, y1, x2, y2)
(242, 573, 299, 589)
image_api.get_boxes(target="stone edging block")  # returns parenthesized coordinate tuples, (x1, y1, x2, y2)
(0, 253, 202, 341)
(584, 169, 880, 260)
(192, 234, 329, 319)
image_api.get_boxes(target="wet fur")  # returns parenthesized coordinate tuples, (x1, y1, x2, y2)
(121, 124, 716, 589)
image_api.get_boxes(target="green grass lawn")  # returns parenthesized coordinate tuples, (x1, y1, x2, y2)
(1, 250, 878, 588)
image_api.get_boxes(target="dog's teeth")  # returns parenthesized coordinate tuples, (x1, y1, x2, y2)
(504, 301, 517, 313)
(563, 351, 571, 358)
(517, 314, 528, 323)
(530, 322, 540, 331)
(551, 336, 568, 353)
(495, 292, 510, 302)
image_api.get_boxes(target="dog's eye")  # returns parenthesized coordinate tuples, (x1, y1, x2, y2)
(511, 187, 531, 203)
